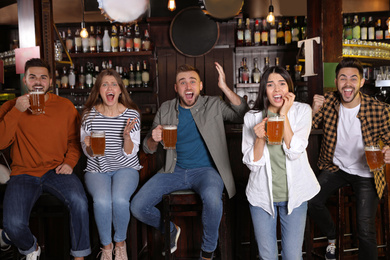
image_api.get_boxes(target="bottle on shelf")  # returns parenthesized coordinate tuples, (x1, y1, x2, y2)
(241, 57, 250, 84)
(285, 65, 293, 81)
(236, 18, 244, 47)
(61, 67, 69, 89)
(360, 17, 367, 41)
(344, 16, 353, 40)
(367, 16, 375, 40)
(142, 60, 150, 88)
(294, 64, 302, 82)
(129, 63, 136, 88)
(103, 28, 111, 52)
(65, 28, 74, 53)
(262, 57, 270, 73)
(238, 61, 244, 83)
(375, 19, 384, 41)
(126, 25, 133, 52)
(82, 27, 90, 53)
(261, 19, 269, 46)
(78, 66, 85, 89)
(291, 16, 300, 43)
(269, 21, 277, 45)
(135, 61, 142, 87)
(284, 19, 292, 45)
(301, 16, 307, 40)
(119, 25, 126, 52)
(122, 68, 129, 88)
(89, 26, 97, 53)
(93, 66, 100, 85)
(352, 15, 360, 40)
(244, 18, 252, 46)
(253, 19, 261, 46)
(252, 58, 261, 84)
(275, 57, 280, 67)
(68, 65, 76, 89)
(111, 25, 119, 52)
(55, 69, 61, 89)
(74, 29, 82, 53)
(277, 21, 285, 46)
(96, 26, 103, 53)
(85, 62, 94, 88)
(133, 23, 141, 52)
(142, 29, 152, 51)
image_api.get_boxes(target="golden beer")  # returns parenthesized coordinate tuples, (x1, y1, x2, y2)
(162, 125, 177, 149)
(365, 145, 384, 172)
(29, 88, 45, 115)
(91, 131, 106, 156)
(267, 115, 285, 145)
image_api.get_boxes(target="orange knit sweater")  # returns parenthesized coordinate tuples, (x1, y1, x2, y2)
(0, 93, 81, 177)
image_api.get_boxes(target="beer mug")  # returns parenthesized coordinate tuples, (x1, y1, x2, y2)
(29, 86, 45, 115)
(267, 115, 285, 145)
(364, 145, 385, 172)
(162, 125, 177, 150)
(91, 131, 106, 157)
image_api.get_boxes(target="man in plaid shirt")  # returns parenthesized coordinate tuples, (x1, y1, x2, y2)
(308, 58, 390, 260)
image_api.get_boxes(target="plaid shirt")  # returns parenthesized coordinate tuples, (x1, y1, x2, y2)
(313, 91, 390, 198)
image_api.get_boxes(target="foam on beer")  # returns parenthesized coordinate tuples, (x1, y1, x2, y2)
(268, 116, 284, 122)
(92, 131, 105, 137)
(163, 125, 177, 130)
(364, 146, 380, 151)
(30, 91, 45, 95)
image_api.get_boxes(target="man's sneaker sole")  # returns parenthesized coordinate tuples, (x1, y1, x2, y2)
(162, 225, 181, 256)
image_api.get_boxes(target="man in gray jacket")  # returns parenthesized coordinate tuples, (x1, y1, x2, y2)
(131, 62, 248, 260)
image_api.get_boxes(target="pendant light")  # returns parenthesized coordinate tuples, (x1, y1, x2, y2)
(266, 0, 275, 23)
(168, 0, 176, 12)
(80, 0, 88, 38)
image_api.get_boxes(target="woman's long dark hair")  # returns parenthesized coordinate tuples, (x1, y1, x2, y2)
(81, 69, 140, 121)
(252, 66, 294, 114)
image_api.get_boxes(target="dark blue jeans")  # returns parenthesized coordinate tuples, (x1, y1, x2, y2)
(2, 170, 91, 257)
(308, 169, 379, 260)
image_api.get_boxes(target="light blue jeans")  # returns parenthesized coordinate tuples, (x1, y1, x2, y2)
(249, 201, 308, 260)
(131, 166, 225, 253)
(85, 168, 139, 246)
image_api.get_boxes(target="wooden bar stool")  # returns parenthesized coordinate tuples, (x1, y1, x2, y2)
(162, 190, 232, 260)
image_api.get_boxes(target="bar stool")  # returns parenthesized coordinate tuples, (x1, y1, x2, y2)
(162, 190, 232, 260)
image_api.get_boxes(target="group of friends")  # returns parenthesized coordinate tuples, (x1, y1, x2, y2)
(0, 57, 389, 260)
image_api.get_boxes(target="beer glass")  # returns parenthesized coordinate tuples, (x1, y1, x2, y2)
(364, 145, 385, 172)
(91, 131, 106, 156)
(29, 86, 45, 115)
(162, 125, 177, 150)
(267, 115, 285, 145)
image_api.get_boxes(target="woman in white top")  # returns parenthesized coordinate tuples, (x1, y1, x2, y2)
(81, 69, 141, 260)
(242, 66, 320, 259)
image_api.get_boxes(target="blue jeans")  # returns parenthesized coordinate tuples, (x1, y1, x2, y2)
(2, 170, 91, 257)
(84, 168, 139, 246)
(249, 201, 308, 260)
(308, 169, 379, 260)
(131, 166, 225, 253)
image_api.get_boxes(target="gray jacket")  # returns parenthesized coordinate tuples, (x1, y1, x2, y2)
(143, 95, 249, 198)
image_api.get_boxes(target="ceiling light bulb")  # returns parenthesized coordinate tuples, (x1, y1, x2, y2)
(168, 0, 176, 12)
(266, 4, 275, 23)
(80, 22, 88, 38)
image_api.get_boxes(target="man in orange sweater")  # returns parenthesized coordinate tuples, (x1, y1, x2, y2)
(0, 58, 90, 260)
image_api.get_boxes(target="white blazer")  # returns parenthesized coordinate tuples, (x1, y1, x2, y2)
(242, 102, 320, 217)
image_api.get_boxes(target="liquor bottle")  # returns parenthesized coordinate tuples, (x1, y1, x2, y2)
(300, 16, 307, 39)
(126, 25, 133, 52)
(74, 29, 82, 53)
(111, 25, 119, 52)
(269, 21, 277, 45)
(253, 19, 261, 46)
(65, 28, 74, 53)
(238, 61, 243, 83)
(236, 18, 244, 46)
(122, 68, 129, 88)
(291, 17, 300, 42)
(284, 19, 292, 45)
(78, 66, 85, 89)
(275, 57, 280, 67)
(129, 63, 136, 88)
(360, 17, 367, 41)
(103, 28, 111, 52)
(252, 58, 261, 84)
(261, 19, 269, 46)
(133, 23, 141, 52)
(93, 66, 100, 85)
(142, 60, 150, 88)
(375, 19, 384, 40)
(85, 62, 94, 88)
(61, 67, 69, 89)
(55, 69, 61, 89)
(68, 65, 76, 89)
(241, 57, 250, 84)
(135, 61, 142, 87)
(285, 65, 293, 80)
(352, 15, 360, 40)
(119, 25, 126, 52)
(82, 27, 90, 53)
(89, 26, 97, 53)
(263, 57, 270, 73)
(277, 21, 285, 45)
(96, 26, 103, 53)
(244, 18, 252, 46)
(344, 16, 353, 40)
(142, 29, 152, 51)
(367, 16, 375, 40)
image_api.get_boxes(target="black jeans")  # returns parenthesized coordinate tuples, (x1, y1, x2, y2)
(308, 169, 379, 260)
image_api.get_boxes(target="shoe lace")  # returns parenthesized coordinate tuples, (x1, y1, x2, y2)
(326, 243, 336, 254)
(114, 245, 127, 260)
(97, 247, 112, 260)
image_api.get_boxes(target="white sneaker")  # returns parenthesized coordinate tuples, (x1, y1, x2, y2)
(0, 229, 11, 251)
(26, 246, 41, 260)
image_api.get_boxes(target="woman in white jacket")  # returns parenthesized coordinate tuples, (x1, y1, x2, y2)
(242, 66, 320, 260)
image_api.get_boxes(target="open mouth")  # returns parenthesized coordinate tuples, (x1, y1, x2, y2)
(185, 91, 194, 100)
(343, 88, 353, 98)
(106, 93, 115, 102)
(273, 94, 283, 102)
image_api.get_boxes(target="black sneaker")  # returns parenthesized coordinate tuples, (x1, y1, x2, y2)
(162, 224, 181, 256)
(200, 250, 214, 260)
(325, 243, 336, 260)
